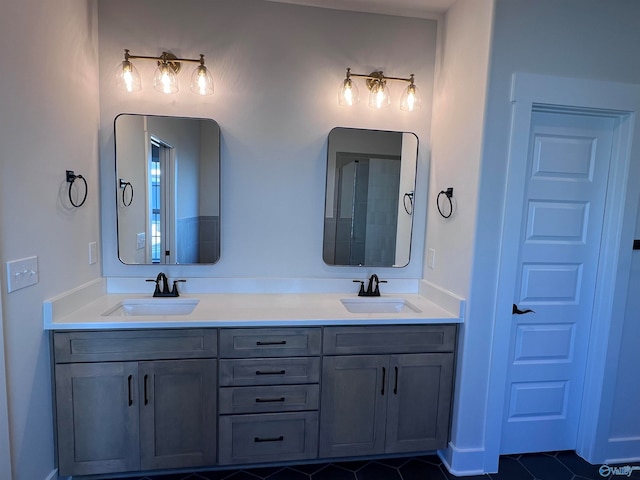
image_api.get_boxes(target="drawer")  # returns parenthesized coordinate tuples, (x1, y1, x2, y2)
(219, 357, 320, 386)
(218, 412, 318, 465)
(323, 325, 457, 355)
(53, 329, 217, 363)
(219, 384, 320, 414)
(219, 328, 321, 358)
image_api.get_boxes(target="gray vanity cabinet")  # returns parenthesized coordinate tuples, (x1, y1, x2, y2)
(52, 329, 218, 476)
(51, 324, 457, 477)
(319, 325, 456, 458)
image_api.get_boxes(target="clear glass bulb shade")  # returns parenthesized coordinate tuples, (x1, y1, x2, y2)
(338, 78, 359, 106)
(117, 60, 142, 93)
(400, 83, 421, 112)
(153, 63, 179, 94)
(190, 65, 214, 96)
(368, 81, 391, 109)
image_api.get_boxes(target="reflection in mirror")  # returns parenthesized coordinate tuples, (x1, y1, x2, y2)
(115, 114, 220, 265)
(323, 127, 418, 267)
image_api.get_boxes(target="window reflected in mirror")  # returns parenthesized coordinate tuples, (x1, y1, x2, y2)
(323, 127, 418, 267)
(115, 114, 220, 265)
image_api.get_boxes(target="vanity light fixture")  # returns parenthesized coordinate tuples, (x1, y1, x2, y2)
(117, 49, 214, 96)
(338, 68, 421, 111)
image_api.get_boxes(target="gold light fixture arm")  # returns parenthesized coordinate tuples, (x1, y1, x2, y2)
(346, 70, 415, 86)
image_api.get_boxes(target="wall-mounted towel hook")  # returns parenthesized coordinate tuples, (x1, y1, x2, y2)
(66, 170, 88, 208)
(119, 178, 134, 207)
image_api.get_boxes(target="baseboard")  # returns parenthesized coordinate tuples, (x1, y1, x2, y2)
(438, 442, 491, 476)
(603, 436, 640, 465)
(45, 468, 65, 480)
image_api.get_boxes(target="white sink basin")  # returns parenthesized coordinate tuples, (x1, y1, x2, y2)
(102, 298, 200, 316)
(340, 297, 421, 314)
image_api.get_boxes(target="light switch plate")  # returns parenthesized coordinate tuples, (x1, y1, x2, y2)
(6, 256, 39, 293)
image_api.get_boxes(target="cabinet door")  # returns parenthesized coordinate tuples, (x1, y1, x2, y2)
(55, 362, 140, 476)
(139, 359, 217, 469)
(319, 355, 387, 458)
(385, 353, 454, 453)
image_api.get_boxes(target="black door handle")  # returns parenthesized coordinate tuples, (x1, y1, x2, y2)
(512, 304, 535, 315)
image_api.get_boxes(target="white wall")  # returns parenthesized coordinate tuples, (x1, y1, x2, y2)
(0, 0, 101, 478)
(98, 0, 437, 282)
(426, 0, 493, 299)
(424, 0, 494, 470)
(455, 0, 640, 472)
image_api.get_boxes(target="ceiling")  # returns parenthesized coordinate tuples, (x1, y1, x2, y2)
(264, 0, 457, 18)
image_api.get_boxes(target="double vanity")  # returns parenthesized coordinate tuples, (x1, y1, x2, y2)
(44, 112, 462, 477)
(45, 283, 462, 478)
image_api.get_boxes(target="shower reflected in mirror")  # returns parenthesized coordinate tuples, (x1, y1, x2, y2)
(323, 127, 418, 267)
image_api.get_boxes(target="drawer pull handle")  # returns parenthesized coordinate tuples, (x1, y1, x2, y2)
(144, 374, 149, 405)
(127, 375, 133, 406)
(256, 370, 286, 376)
(256, 340, 287, 346)
(255, 397, 286, 403)
(254, 435, 284, 443)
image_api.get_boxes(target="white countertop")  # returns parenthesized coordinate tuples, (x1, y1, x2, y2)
(44, 281, 463, 330)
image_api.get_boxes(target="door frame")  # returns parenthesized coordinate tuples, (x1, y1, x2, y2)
(485, 73, 640, 466)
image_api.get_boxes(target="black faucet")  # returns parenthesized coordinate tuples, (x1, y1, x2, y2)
(146, 273, 185, 297)
(353, 274, 387, 297)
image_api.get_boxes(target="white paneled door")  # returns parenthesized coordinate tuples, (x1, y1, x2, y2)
(501, 110, 615, 453)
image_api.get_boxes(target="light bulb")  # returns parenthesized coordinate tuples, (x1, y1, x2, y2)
(339, 78, 359, 106)
(154, 62, 178, 94)
(400, 80, 421, 112)
(190, 60, 214, 96)
(338, 68, 359, 106)
(369, 80, 390, 109)
(117, 58, 141, 93)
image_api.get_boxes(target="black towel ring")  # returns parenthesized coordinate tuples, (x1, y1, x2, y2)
(119, 179, 134, 207)
(403, 191, 414, 215)
(437, 187, 454, 218)
(66, 170, 88, 208)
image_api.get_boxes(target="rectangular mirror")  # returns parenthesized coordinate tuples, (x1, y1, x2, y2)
(115, 114, 220, 265)
(323, 127, 418, 267)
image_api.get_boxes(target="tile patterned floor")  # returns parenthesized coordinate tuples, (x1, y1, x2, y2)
(97, 451, 640, 480)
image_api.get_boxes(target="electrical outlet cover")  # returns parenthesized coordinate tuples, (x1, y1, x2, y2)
(136, 232, 145, 250)
(89, 242, 98, 265)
